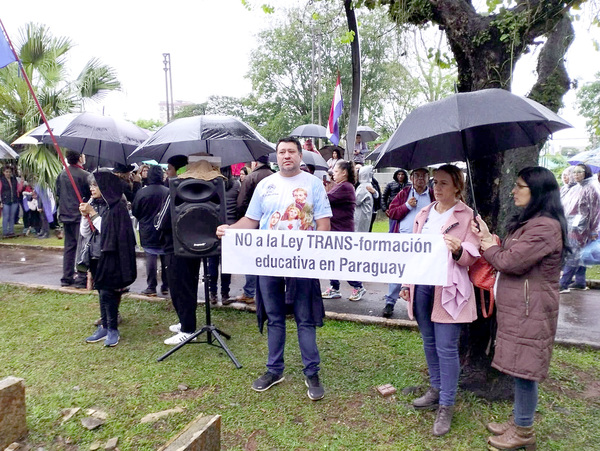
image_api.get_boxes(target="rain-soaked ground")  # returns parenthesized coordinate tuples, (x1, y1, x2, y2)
(0, 244, 599, 348)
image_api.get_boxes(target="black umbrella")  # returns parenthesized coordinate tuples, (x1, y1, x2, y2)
(356, 125, 379, 142)
(128, 115, 275, 167)
(268, 149, 328, 171)
(21, 112, 150, 165)
(374, 89, 572, 211)
(289, 123, 328, 139)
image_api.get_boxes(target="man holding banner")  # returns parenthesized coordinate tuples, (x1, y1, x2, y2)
(217, 137, 332, 401)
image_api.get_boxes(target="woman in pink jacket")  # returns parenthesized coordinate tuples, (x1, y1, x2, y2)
(400, 164, 480, 436)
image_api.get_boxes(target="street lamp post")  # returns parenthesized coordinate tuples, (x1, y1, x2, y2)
(163, 53, 172, 122)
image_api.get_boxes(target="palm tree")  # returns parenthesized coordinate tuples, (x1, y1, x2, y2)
(0, 23, 121, 190)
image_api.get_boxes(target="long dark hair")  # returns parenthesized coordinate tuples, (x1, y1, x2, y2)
(507, 166, 570, 260)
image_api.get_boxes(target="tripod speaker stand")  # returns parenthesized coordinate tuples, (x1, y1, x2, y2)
(157, 177, 242, 368)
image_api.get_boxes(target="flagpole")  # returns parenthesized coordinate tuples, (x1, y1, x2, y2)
(0, 19, 92, 228)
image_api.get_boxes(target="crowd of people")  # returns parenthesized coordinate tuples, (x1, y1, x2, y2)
(2, 134, 598, 449)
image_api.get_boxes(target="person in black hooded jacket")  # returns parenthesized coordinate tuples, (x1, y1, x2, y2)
(382, 168, 410, 231)
(80, 169, 137, 347)
(132, 165, 170, 296)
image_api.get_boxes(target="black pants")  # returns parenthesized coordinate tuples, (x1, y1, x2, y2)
(165, 253, 201, 333)
(207, 254, 231, 296)
(90, 259, 121, 330)
(62, 221, 87, 286)
(145, 252, 168, 291)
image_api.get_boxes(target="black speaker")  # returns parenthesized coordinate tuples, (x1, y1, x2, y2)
(169, 178, 227, 258)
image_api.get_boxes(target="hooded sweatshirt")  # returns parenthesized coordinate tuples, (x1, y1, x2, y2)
(354, 165, 374, 232)
(132, 165, 169, 249)
(89, 169, 137, 290)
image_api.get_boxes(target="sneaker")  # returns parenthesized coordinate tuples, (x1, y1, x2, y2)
(141, 288, 157, 296)
(169, 323, 182, 333)
(349, 287, 367, 301)
(559, 287, 570, 294)
(413, 387, 440, 410)
(251, 371, 285, 392)
(104, 329, 120, 347)
(382, 303, 394, 318)
(221, 294, 231, 305)
(222, 296, 235, 306)
(164, 331, 194, 345)
(231, 294, 255, 304)
(569, 284, 590, 291)
(160, 287, 169, 296)
(86, 326, 108, 343)
(305, 374, 325, 401)
(321, 287, 341, 299)
(209, 292, 218, 305)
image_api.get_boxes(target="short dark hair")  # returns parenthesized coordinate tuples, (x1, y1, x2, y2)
(576, 163, 593, 179)
(66, 150, 81, 165)
(276, 137, 302, 154)
(508, 166, 570, 261)
(335, 160, 356, 185)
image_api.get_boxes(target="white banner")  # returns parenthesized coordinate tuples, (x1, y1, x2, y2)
(222, 230, 448, 285)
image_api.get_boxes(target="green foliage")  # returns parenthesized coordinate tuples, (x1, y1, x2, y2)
(17, 145, 63, 190)
(576, 72, 600, 138)
(134, 118, 164, 132)
(172, 103, 207, 119)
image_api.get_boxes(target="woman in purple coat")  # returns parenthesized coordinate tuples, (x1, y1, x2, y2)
(473, 167, 568, 451)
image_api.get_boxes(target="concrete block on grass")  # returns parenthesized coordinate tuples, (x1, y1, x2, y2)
(159, 414, 220, 451)
(0, 376, 27, 450)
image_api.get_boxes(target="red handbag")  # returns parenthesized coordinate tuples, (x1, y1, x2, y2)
(468, 234, 500, 318)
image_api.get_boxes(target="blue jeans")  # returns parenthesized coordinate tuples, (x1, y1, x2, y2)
(2, 202, 18, 235)
(514, 377, 538, 427)
(413, 284, 463, 406)
(560, 264, 586, 288)
(384, 283, 402, 305)
(243, 274, 257, 297)
(258, 276, 320, 377)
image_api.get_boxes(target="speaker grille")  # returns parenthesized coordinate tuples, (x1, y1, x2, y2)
(174, 204, 220, 256)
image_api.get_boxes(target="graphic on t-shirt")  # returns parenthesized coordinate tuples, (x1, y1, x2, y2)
(278, 204, 301, 230)
(268, 211, 281, 229)
(287, 187, 314, 230)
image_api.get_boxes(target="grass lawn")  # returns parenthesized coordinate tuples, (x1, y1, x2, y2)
(1, 284, 598, 450)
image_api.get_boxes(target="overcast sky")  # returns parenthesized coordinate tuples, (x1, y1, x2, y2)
(2, 0, 599, 149)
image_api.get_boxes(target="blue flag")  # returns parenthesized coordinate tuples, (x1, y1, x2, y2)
(0, 30, 17, 69)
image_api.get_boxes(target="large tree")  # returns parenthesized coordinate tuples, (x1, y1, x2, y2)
(243, 0, 454, 143)
(576, 71, 600, 145)
(0, 23, 120, 189)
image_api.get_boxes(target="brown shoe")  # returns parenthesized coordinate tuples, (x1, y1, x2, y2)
(232, 294, 255, 304)
(488, 424, 536, 450)
(432, 405, 454, 436)
(413, 387, 440, 410)
(209, 292, 218, 305)
(487, 416, 514, 435)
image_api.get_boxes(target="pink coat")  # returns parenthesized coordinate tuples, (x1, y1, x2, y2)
(406, 201, 480, 324)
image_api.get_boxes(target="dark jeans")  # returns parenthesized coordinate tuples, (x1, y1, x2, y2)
(413, 284, 463, 406)
(90, 258, 121, 330)
(258, 276, 321, 377)
(514, 377, 538, 427)
(165, 253, 201, 333)
(207, 254, 231, 296)
(145, 252, 168, 291)
(62, 221, 86, 286)
(243, 274, 257, 297)
(560, 264, 586, 289)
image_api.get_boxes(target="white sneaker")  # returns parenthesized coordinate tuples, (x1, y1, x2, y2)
(349, 287, 367, 301)
(169, 323, 181, 333)
(164, 332, 194, 345)
(321, 287, 342, 299)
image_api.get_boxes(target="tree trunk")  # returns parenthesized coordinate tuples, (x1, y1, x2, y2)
(344, 0, 361, 161)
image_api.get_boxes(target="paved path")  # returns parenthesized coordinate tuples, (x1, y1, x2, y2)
(1, 243, 599, 348)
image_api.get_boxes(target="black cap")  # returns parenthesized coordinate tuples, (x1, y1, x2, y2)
(167, 155, 188, 170)
(256, 154, 270, 164)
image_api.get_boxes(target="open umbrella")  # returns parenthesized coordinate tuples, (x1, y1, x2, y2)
(128, 115, 275, 167)
(20, 112, 150, 165)
(374, 89, 572, 211)
(0, 140, 18, 159)
(568, 147, 600, 171)
(356, 125, 379, 142)
(289, 123, 328, 139)
(268, 149, 328, 171)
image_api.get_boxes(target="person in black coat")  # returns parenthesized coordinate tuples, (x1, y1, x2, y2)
(132, 165, 170, 296)
(56, 150, 91, 287)
(80, 169, 137, 347)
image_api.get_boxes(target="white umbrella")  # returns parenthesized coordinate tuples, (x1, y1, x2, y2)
(0, 140, 18, 159)
(289, 124, 328, 139)
(356, 125, 379, 142)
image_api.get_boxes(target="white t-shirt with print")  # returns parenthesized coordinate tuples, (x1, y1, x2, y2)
(246, 171, 332, 231)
